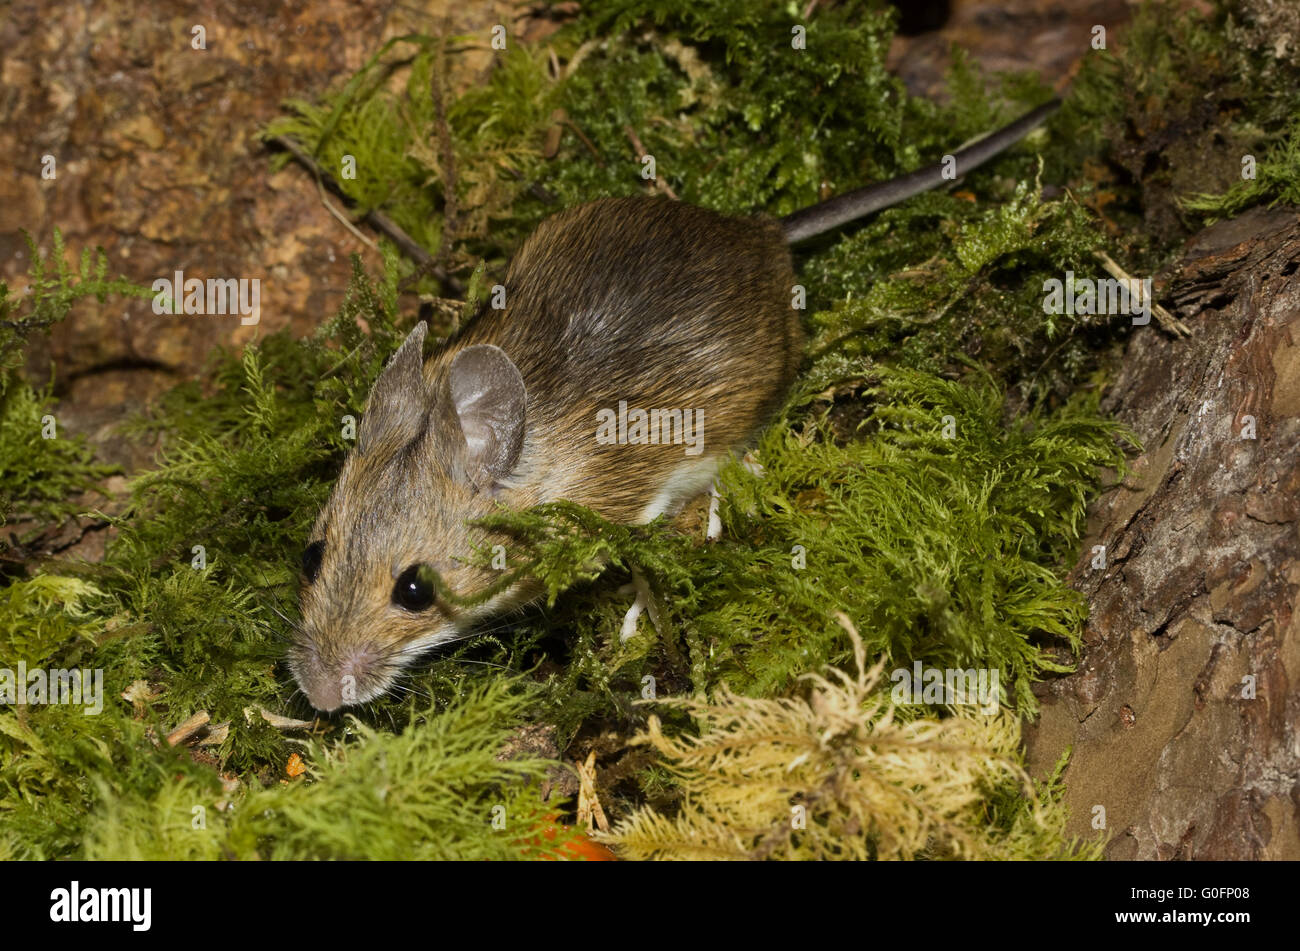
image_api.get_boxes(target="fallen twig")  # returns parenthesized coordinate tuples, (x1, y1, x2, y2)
(1095, 250, 1191, 337)
(574, 750, 611, 833)
(624, 125, 678, 200)
(165, 710, 210, 747)
(266, 133, 464, 295)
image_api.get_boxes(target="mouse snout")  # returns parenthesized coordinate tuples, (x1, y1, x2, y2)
(291, 641, 389, 713)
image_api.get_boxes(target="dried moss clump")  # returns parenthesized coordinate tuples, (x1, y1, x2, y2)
(602, 619, 1100, 860)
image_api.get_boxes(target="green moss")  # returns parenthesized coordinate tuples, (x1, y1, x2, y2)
(0, 576, 101, 671)
(0, 232, 146, 558)
(262, 39, 561, 278)
(0, 230, 152, 371)
(1044, 0, 1300, 252)
(468, 363, 1131, 722)
(1182, 114, 1300, 219)
(0, 378, 117, 551)
(81, 680, 565, 861)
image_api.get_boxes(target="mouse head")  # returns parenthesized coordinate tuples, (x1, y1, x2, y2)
(289, 323, 529, 712)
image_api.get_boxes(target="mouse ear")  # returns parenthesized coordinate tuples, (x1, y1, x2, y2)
(447, 344, 526, 490)
(358, 322, 429, 456)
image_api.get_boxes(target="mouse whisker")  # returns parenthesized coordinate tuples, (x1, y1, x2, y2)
(391, 682, 435, 704)
(442, 658, 518, 673)
(265, 602, 296, 627)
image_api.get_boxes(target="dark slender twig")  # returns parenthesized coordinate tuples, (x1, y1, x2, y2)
(624, 125, 677, 200)
(503, 165, 559, 206)
(265, 133, 465, 295)
(431, 27, 459, 271)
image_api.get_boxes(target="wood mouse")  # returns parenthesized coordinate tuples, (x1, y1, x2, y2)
(289, 99, 1060, 712)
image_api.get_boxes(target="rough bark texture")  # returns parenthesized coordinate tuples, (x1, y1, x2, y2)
(1024, 206, 1300, 860)
(0, 0, 557, 471)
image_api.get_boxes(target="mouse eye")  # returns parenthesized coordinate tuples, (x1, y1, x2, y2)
(393, 564, 438, 612)
(302, 540, 324, 584)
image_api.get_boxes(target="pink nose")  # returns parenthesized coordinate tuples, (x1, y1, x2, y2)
(294, 646, 381, 713)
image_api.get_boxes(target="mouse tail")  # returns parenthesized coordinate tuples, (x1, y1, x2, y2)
(780, 98, 1061, 245)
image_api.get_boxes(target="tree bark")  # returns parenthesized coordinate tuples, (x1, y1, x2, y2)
(1024, 206, 1300, 859)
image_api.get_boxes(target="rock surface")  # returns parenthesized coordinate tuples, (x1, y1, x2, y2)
(0, 0, 553, 434)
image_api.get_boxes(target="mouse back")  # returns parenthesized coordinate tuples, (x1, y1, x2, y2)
(446, 195, 803, 523)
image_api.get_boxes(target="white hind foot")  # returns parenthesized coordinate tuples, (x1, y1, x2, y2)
(706, 481, 723, 541)
(619, 586, 646, 641)
(619, 569, 661, 642)
(706, 453, 764, 542)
